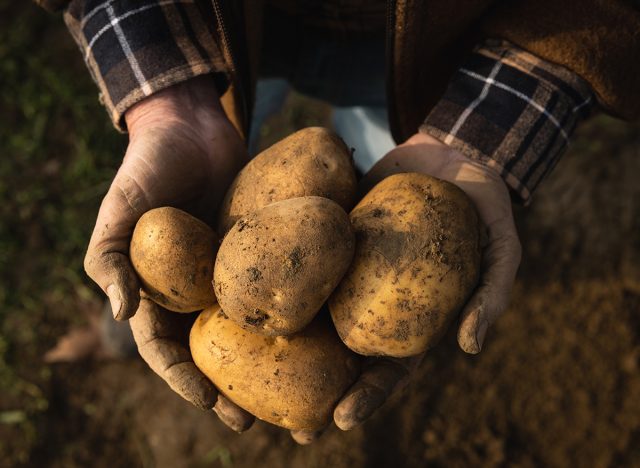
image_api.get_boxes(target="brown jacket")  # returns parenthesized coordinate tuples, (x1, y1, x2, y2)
(211, 0, 640, 143)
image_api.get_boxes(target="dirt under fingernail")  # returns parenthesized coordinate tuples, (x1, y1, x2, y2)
(106, 285, 123, 319)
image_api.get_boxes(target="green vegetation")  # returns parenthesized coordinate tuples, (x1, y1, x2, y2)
(0, 4, 327, 465)
(0, 3, 124, 463)
(1, 2, 639, 468)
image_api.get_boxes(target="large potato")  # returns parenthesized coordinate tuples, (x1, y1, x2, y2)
(214, 196, 355, 336)
(130, 207, 218, 312)
(329, 173, 481, 357)
(190, 305, 361, 431)
(217, 127, 357, 235)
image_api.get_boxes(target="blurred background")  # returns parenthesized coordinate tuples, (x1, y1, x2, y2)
(1, 2, 639, 467)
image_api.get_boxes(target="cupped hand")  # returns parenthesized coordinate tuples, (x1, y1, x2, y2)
(130, 297, 254, 431)
(294, 131, 521, 443)
(358, 132, 522, 354)
(83, 76, 253, 431)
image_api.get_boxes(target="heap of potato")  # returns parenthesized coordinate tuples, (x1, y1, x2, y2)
(129, 127, 481, 432)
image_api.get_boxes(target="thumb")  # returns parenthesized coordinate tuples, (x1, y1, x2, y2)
(333, 355, 421, 431)
(84, 173, 151, 320)
(290, 428, 325, 445)
(457, 219, 521, 354)
(85, 250, 140, 321)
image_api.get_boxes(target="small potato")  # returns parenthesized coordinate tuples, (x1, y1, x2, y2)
(130, 207, 218, 312)
(329, 173, 481, 357)
(190, 304, 361, 431)
(214, 196, 355, 336)
(217, 127, 357, 235)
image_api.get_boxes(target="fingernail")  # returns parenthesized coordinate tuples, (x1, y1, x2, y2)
(214, 398, 254, 433)
(336, 388, 385, 431)
(355, 393, 384, 421)
(106, 284, 123, 320)
(476, 320, 489, 352)
(291, 429, 323, 445)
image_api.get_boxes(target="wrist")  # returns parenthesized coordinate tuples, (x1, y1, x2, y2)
(420, 40, 593, 205)
(398, 132, 515, 239)
(388, 131, 501, 181)
(125, 76, 227, 138)
(362, 131, 509, 200)
(402, 132, 467, 167)
(409, 131, 505, 182)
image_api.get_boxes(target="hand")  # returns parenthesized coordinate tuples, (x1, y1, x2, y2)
(299, 131, 521, 441)
(289, 355, 423, 444)
(359, 132, 521, 353)
(130, 297, 255, 431)
(83, 76, 253, 431)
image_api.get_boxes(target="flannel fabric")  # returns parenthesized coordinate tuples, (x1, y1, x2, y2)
(63, 3, 594, 203)
(421, 40, 594, 204)
(64, 0, 227, 131)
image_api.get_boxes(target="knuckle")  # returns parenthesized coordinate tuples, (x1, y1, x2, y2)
(83, 251, 93, 275)
(83, 250, 99, 280)
(507, 236, 523, 264)
(486, 303, 506, 324)
(134, 337, 157, 363)
(484, 286, 514, 323)
(487, 230, 522, 265)
(113, 176, 151, 217)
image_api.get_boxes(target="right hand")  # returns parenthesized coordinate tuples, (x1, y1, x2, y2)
(294, 132, 522, 444)
(83, 76, 254, 431)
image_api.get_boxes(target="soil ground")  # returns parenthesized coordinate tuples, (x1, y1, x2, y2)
(1, 3, 639, 467)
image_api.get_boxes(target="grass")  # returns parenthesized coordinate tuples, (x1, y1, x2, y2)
(2, 2, 639, 467)
(0, 2, 125, 463)
(0, 4, 326, 465)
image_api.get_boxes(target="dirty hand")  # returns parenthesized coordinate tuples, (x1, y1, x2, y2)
(83, 76, 253, 431)
(307, 131, 520, 439)
(289, 353, 423, 444)
(359, 131, 521, 354)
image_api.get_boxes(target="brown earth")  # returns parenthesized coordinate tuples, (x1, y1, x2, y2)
(26, 115, 640, 468)
(2, 4, 639, 467)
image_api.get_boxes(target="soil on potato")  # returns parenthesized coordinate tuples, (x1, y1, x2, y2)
(3, 5, 640, 466)
(24, 117, 640, 468)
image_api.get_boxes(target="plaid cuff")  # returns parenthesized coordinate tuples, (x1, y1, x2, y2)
(64, 0, 227, 131)
(421, 40, 594, 204)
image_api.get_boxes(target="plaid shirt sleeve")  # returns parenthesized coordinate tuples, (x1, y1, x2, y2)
(421, 40, 595, 205)
(63, 0, 228, 131)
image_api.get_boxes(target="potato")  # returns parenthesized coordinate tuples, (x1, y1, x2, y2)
(190, 304, 361, 431)
(329, 173, 481, 357)
(217, 127, 357, 235)
(214, 196, 355, 336)
(130, 207, 218, 312)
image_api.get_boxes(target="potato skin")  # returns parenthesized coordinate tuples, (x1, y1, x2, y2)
(214, 196, 355, 335)
(190, 305, 361, 431)
(130, 207, 218, 312)
(217, 127, 357, 235)
(329, 173, 481, 357)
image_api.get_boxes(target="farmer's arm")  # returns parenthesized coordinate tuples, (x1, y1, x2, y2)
(61, 0, 229, 132)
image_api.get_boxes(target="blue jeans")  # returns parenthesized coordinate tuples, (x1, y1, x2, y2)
(250, 21, 396, 173)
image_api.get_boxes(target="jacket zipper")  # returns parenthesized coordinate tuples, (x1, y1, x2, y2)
(212, 0, 234, 73)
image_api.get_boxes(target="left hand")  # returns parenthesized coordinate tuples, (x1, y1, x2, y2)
(83, 77, 254, 431)
(130, 297, 256, 431)
(292, 131, 521, 443)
